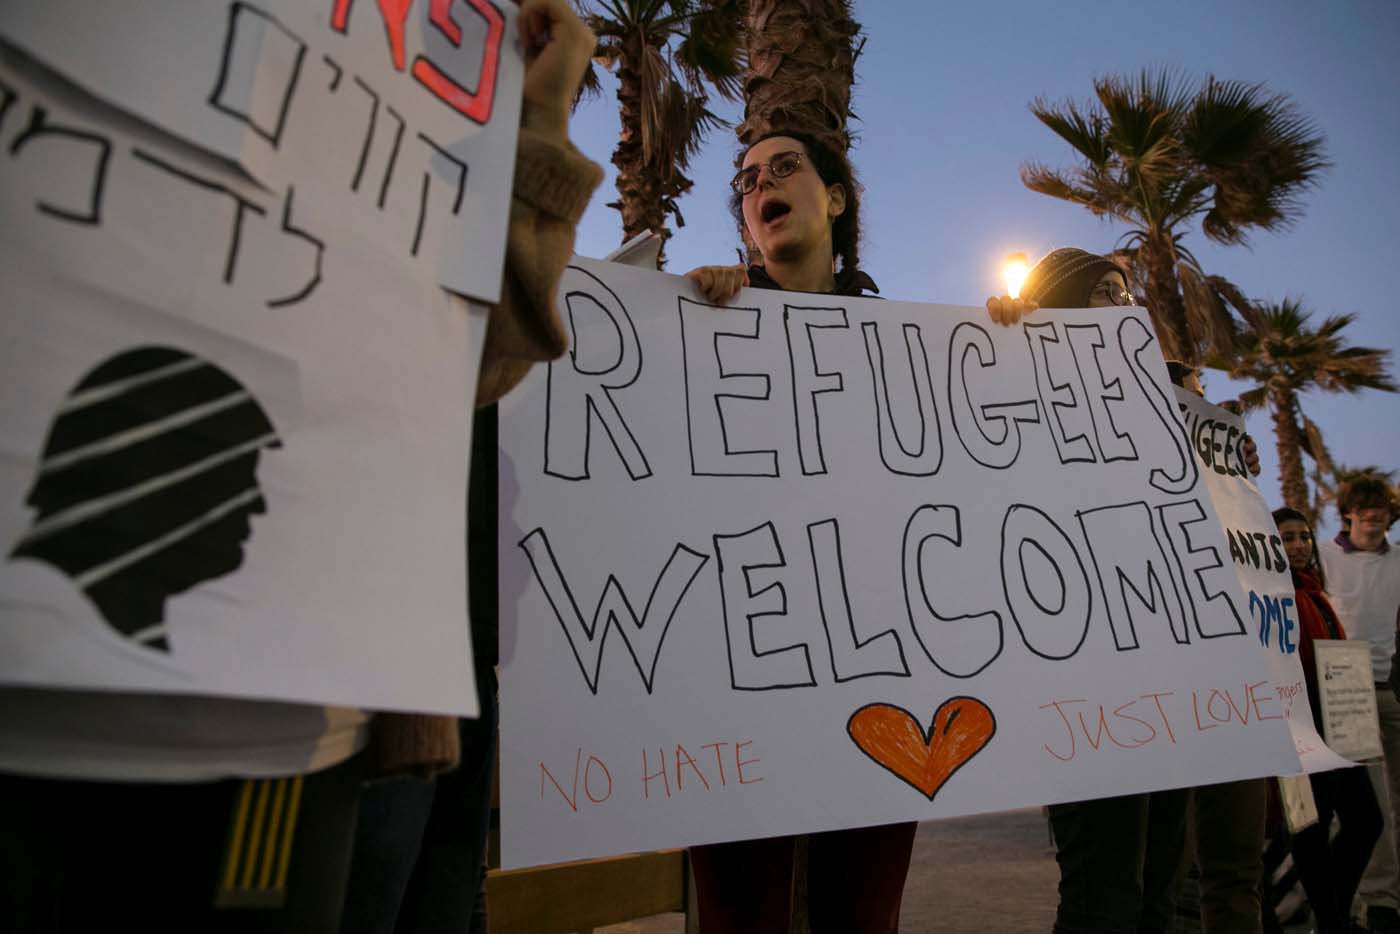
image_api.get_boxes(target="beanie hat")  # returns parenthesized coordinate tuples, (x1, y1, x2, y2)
(1021, 248, 1122, 309)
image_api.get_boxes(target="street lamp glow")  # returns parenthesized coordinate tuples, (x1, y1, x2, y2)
(1003, 252, 1030, 299)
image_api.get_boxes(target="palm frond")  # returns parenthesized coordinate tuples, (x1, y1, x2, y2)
(1205, 275, 1264, 331)
(1178, 262, 1238, 358)
(1188, 77, 1329, 244)
(1019, 163, 1101, 207)
(1236, 385, 1270, 411)
(1028, 97, 1112, 168)
(1214, 295, 1397, 407)
(674, 0, 747, 100)
(1094, 70, 1187, 182)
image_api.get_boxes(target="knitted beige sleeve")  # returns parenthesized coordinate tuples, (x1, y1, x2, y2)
(365, 134, 602, 781)
(476, 128, 604, 407)
(366, 712, 461, 780)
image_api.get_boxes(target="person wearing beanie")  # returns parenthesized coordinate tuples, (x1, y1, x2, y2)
(992, 249, 1278, 933)
(1020, 247, 1129, 309)
(987, 248, 1194, 934)
(986, 248, 1262, 474)
(985, 247, 1134, 324)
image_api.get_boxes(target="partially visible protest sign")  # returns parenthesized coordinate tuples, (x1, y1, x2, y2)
(495, 257, 1301, 870)
(1277, 774, 1319, 834)
(1172, 387, 1354, 772)
(0, 49, 483, 715)
(0, 0, 525, 303)
(1316, 639, 1383, 761)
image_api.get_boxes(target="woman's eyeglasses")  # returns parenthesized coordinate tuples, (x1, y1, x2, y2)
(730, 151, 805, 196)
(1090, 282, 1137, 306)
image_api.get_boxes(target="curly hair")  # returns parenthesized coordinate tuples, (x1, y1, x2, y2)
(1337, 476, 1398, 529)
(729, 130, 862, 273)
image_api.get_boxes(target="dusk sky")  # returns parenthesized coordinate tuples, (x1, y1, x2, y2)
(566, 0, 1400, 535)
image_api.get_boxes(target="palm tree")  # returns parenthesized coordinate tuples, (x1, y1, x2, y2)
(736, 0, 863, 154)
(1022, 69, 1329, 365)
(1208, 298, 1395, 511)
(581, 0, 746, 267)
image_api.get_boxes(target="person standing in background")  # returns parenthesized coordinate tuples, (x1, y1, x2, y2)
(341, 2, 604, 933)
(988, 248, 1195, 934)
(1273, 506, 1382, 934)
(1320, 477, 1400, 934)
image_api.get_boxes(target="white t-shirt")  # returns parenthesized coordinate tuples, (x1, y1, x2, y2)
(0, 559, 367, 781)
(1320, 538, 1400, 682)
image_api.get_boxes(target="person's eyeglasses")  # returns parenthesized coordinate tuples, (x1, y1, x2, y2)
(1090, 282, 1136, 306)
(730, 151, 805, 196)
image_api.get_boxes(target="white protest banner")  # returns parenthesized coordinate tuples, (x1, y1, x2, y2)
(0, 0, 524, 303)
(1173, 387, 1354, 772)
(0, 49, 482, 715)
(1315, 639, 1384, 761)
(495, 257, 1302, 869)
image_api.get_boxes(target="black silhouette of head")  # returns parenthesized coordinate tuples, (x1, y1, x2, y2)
(10, 347, 280, 652)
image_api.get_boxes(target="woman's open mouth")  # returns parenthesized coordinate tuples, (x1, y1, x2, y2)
(760, 199, 791, 227)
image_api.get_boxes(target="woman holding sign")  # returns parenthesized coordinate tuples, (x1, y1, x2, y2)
(1274, 506, 1382, 934)
(986, 248, 1196, 934)
(685, 133, 912, 934)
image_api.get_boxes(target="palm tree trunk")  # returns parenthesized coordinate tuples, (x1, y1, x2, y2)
(611, 44, 670, 259)
(739, 0, 862, 155)
(1270, 385, 1311, 511)
(1139, 232, 1191, 365)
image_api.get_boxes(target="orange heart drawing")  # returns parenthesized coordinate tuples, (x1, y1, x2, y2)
(846, 697, 996, 801)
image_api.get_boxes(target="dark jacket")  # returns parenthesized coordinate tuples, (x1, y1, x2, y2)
(746, 264, 880, 298)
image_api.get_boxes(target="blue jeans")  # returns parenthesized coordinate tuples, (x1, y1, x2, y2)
(341, 668, 498, 934)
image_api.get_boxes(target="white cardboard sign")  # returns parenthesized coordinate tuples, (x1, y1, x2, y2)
(0, 50, 482, 716)
(495, 258, 1302, 869)
(1172, 387, 1355, 773)
(0, 0, 525, 303)
(1277, 773, 1319, 834)
(1315, 639, 1384, 761)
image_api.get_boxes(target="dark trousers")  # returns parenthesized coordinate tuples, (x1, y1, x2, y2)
(341, 667, 498, 934)
(688, 821, 918, 934)
(1292, 766, 1383, 934)
(1048, 788, 1191, 934)
(0, 753, 363, 934)
(1193, 778, 1268, 934)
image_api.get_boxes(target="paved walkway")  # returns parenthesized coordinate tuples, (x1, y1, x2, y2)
(898, 808, 1061, 932)
(602, 809, 1316, 933)
(604, 808, 1061, 933)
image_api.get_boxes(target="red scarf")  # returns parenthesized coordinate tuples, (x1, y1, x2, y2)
(1293, 567, 1347, 729)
